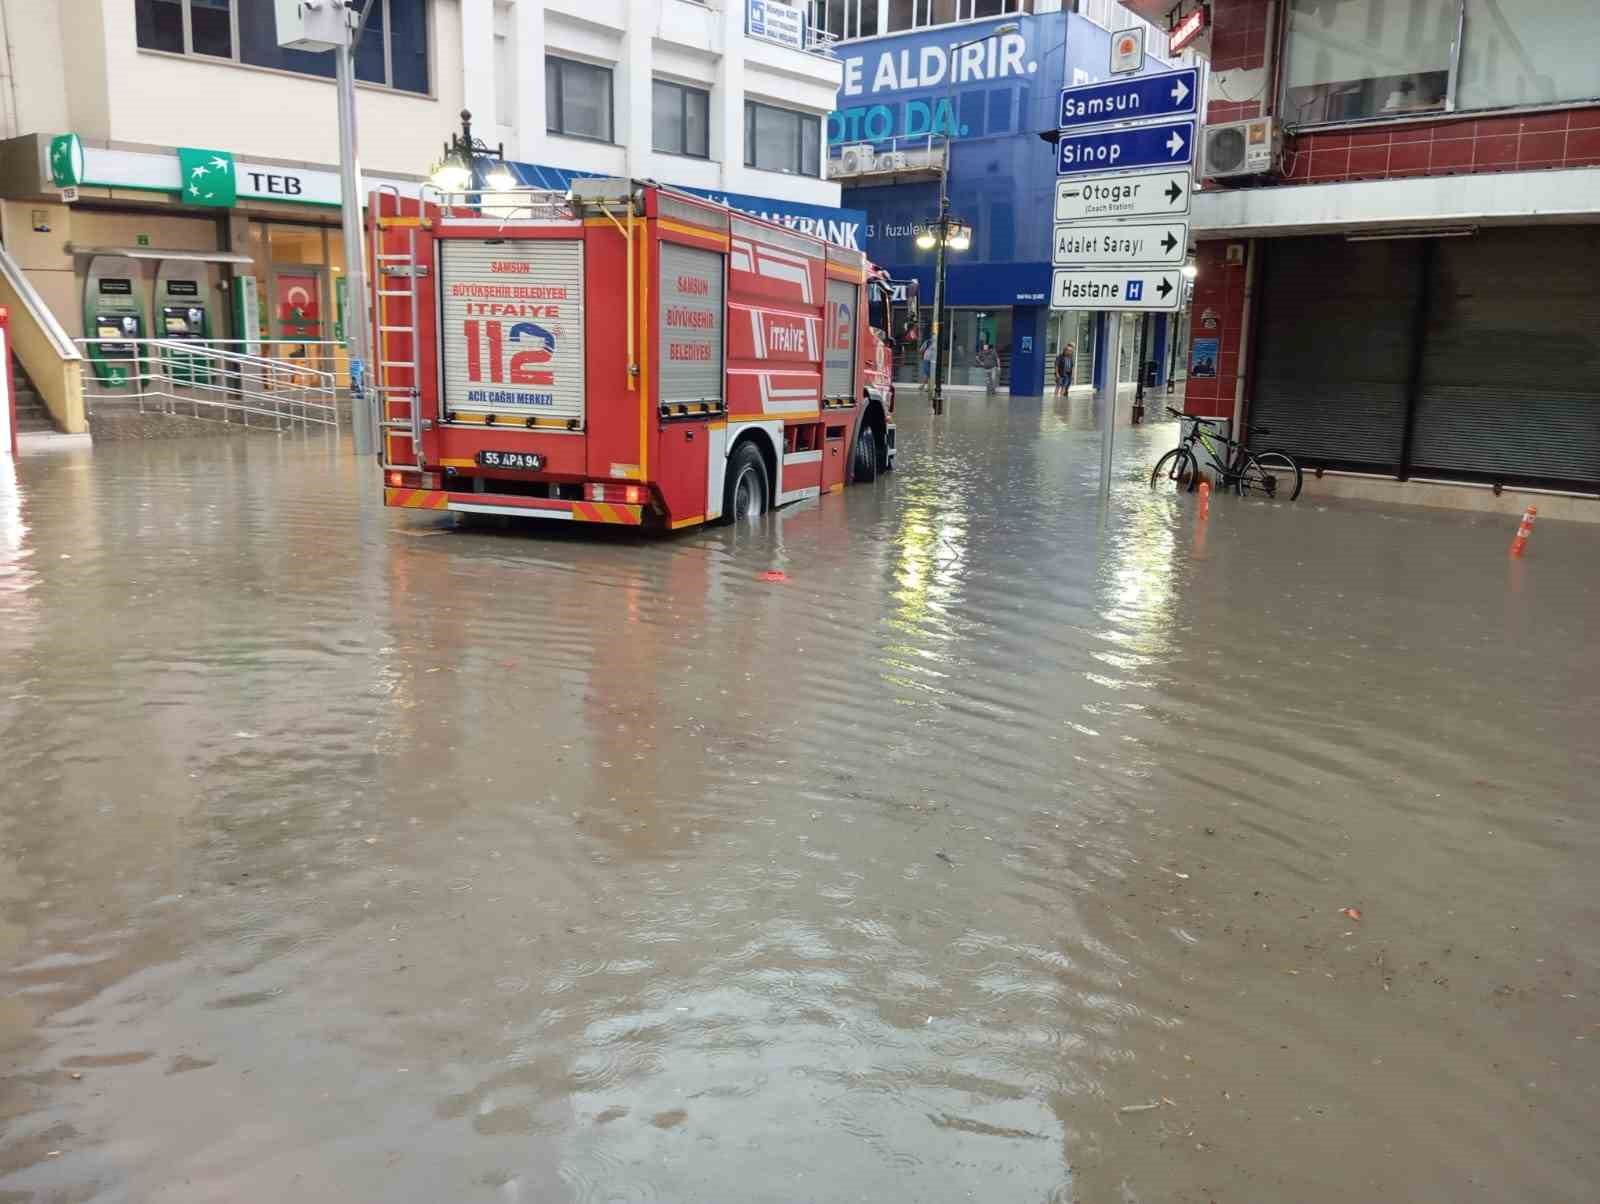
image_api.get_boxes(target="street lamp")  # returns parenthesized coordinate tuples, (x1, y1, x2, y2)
(430, 109, 508, 194)
(927, 21, 1019, 415)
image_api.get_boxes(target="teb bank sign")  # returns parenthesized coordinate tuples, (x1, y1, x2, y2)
(830, 18, 1040, 146)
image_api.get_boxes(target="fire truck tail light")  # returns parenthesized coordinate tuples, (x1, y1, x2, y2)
(387, 471, 405, 487)
(586, 483, 646, 505)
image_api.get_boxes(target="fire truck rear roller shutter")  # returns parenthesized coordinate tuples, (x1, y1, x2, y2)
(823, 279, 857, 402)
(659, 242, 725, 407)
(439, 239, 586, 424)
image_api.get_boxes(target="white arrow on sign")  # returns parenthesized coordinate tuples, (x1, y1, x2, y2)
(1165, 130, 1186, 157)
(1171, 77, 1190, 106)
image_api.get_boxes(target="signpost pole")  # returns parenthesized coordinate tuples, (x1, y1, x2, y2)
(336, 11, 375, 456)
(930, 192, 948, 416)
(1100, 315, 1119, 503)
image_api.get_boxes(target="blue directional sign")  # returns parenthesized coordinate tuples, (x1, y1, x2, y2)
(1056, 119, 1195, 177)
(1058, 67, 1199, 131)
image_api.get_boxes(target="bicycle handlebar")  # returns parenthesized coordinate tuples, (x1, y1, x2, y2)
(1166, 406, 1222, 426)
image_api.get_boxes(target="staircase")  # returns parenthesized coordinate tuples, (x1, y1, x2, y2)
(11, 353, 54, 433)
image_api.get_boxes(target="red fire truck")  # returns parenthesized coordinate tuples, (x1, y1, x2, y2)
(370, 178, 908, 530)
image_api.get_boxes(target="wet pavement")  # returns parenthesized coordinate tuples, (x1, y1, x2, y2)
(2, 400, 1597, 1203)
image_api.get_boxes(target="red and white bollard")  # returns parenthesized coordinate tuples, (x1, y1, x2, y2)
(1509, 505, 1537, 557)
(1198, 478, 1211, 519)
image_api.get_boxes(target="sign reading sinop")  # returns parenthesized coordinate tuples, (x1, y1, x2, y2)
(830, 20, 1039, 145)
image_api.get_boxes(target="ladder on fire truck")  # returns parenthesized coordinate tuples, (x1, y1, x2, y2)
(372, 184, 426, 470)
(370, 184, 593, 470)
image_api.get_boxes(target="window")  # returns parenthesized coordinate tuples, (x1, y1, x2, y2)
(135, 0, 184, 54)
(745, 101, 821, 176)
(1282, 0, 1599, 126)
(547, 57, 614, 143)
(136, 0, 430, 94)
(1457, 0, 1600, 111)
(653, 80, 711, 158)
(881, 0, 1037, 34)
(1282, 0, 1455, 124)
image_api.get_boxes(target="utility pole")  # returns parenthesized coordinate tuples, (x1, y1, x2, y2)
(929, 191, 949, 416)
(336, 1, 377, 456)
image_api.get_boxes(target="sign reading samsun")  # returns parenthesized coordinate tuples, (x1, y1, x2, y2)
(440, 241, 587, 420)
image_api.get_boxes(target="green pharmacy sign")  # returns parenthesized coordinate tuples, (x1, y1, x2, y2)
(176, 147, 237, 207)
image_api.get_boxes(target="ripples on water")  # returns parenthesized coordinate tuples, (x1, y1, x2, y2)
(1, 411, 1597, 1202)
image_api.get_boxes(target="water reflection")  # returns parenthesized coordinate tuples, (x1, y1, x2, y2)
(2, 416, 1598, 1203)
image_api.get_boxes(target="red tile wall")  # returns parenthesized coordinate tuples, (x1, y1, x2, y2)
(1277, 108, 1600, 183)
(1208, 0, 1272, 74)
(1181, 1, 1600, 421)
(1179, 241, 1249, 421)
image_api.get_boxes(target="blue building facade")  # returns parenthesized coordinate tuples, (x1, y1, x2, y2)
(833, 12, 1176, 397)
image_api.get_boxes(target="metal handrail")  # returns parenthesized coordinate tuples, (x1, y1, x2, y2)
(0, 243, 81, 361)
(75, 338, 340, 431)
(421, 184, 576, 222)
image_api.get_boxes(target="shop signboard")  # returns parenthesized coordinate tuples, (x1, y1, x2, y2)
(747, 0, 805, 50)
(831, 15, 1043, 146)
(42, 134, 417, 209)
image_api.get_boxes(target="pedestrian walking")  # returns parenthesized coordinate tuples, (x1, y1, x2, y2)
(1055, 342, 1075, 397)
(977, 340, 1000, 396)
(920, 337, 933, 393)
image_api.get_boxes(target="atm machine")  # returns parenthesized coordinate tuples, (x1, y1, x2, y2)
(154, 260, 215, 387)
(83, 256, 148, 389)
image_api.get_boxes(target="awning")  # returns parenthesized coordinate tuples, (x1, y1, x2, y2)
(65, 245, 255, 264)
(1191, 167, 1600, 239)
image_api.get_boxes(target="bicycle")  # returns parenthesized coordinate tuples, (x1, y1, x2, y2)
(1150, 407, 1303, 500)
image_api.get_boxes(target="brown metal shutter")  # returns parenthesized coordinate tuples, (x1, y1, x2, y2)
(1250, 237, 1421, 470)
(1410, 227, 1600, 489)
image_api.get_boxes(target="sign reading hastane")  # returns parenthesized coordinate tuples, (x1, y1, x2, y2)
(440, 240, 587, 420)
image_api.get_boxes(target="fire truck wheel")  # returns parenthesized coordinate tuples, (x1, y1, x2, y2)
(722, 442, 769, 524)
(852, 418, 879, 484)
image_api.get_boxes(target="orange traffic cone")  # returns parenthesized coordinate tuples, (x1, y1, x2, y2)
(1198, 479, 1211, 519)
(1509, 505, 1537, 557)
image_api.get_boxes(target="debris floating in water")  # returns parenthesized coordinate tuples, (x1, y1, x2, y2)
(759, 570, 788, 583)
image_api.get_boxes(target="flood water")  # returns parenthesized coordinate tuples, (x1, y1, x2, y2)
(3, 402, 1597, 1203)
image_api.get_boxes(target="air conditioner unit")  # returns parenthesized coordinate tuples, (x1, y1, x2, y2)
(1203, 116, 1279, 179)
(838, 143, 875, 176)
(874, 151, 909, 173)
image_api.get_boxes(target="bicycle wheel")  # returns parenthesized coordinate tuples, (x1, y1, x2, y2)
(1151, 447, 1199, 493)
(1252, 449, 1302, 500)
(1235, 451, 1300, 500)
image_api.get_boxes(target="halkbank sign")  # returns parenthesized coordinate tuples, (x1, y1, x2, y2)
(829, 16, 1043, 145)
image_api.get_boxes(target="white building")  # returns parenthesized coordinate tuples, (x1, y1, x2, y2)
(0, 0, 846, 433)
